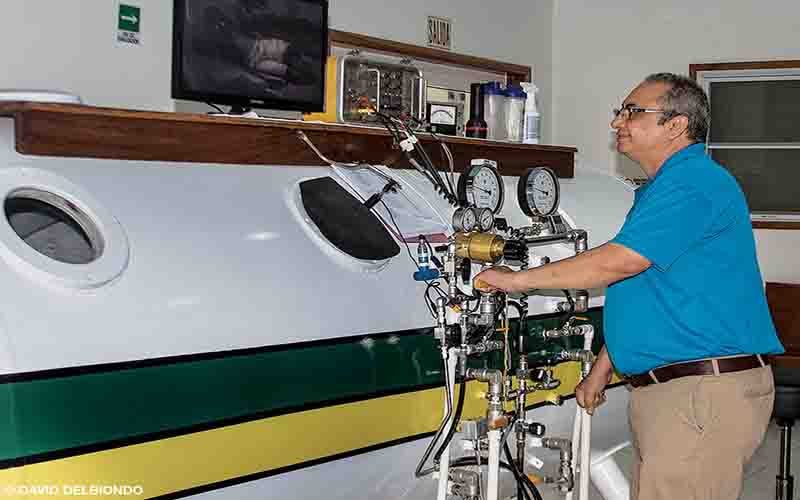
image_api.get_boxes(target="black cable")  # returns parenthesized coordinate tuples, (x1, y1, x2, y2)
(560, 289, 575, 324)
(449, 456, 543, 500)
(424, 281, 448, 319)
(206, 102, 225, 114)
(394, 119, 455, 202)
(379, 199, 445, 322)
(373, 109, 457, 206)
(507, 300, 527, 351)
(433, 375, 467, 463)
(379, 199, 418, 270)
(408, 113, 456, 196)
(406, 123, 453, 198)
(375, 112, 403, 144)
(504, 442, 544, 500)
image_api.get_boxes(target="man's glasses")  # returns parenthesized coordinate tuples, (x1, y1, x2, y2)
(612, 107, 668, 121)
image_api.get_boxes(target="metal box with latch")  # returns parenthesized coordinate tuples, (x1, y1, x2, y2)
(337, 54, 426, 126)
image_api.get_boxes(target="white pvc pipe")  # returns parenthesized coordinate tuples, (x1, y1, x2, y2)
(565, 403, 582, 500)
(487, 428, 501, 500)
(567, 325, 596, 500)
(436, 349, 459, 500)
(579, 410, 592, 500)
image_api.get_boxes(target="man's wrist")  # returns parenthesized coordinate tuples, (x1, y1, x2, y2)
(508, 270, 527, 293)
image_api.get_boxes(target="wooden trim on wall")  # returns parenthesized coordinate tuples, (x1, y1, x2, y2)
(330, 29, 531, 83)
(753, 221, 800, 230)
(690, 60, 800, 80)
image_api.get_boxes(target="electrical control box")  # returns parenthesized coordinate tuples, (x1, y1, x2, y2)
(337, 54, 426, 126)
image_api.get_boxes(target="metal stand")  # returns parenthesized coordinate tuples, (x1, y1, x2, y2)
(777, 418, 794, 500)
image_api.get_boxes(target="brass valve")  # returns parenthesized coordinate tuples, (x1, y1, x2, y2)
(454, 232, 506, 263)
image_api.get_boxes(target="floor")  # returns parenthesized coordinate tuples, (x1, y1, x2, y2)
(535, 420, 792, 500)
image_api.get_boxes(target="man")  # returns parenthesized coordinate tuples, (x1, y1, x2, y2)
(474, 73, 783, 499)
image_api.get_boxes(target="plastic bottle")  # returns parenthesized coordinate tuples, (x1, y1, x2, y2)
(465, 83, 488, 139)
(505, 85, 526, 143)
(520, 82, 540, 144)
(482, 82, 507, 141)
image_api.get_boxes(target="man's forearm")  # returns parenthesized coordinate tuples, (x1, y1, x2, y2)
(508, 243, 641, 291)
(593, 345, 614, 379)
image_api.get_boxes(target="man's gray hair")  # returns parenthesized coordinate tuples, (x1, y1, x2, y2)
(644, 72, 709, 143)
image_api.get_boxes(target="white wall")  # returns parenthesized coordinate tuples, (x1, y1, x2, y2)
(330, 0, 555, 142)
(0, 0, 175, 111)
(550, 0, 800, 283)
(0, 0, 554, 140)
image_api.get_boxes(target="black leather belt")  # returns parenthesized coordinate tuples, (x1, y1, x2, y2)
(627, 355, 768, 388)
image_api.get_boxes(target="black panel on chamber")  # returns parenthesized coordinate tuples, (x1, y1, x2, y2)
(300, 177, 400, 260)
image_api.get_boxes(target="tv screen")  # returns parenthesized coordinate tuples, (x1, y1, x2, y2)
(172, 0, 328, 113)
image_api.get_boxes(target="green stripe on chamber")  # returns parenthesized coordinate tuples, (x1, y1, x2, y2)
(0, 308, 603, 465)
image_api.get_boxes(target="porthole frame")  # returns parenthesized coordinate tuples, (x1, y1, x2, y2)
(0, 167, 130, 290)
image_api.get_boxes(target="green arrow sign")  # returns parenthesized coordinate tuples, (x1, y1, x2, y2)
(118, 4, 141, 33)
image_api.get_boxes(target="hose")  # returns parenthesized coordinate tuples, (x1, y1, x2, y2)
(450, 454, 544, 500)
(433, 375, 467, 463)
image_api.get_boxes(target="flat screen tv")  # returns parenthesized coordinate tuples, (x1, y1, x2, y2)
(172, 0, 328, 114)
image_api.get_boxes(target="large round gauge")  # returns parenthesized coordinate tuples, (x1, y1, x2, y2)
(452, 207, 477, 232)
(517, 166, 560, 217)
(457, 162, 505, 214)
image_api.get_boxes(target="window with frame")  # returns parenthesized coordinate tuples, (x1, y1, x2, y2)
(691, 61, 800, 229)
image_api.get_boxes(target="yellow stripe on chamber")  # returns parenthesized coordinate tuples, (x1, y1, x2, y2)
(1, 362, 587, 499)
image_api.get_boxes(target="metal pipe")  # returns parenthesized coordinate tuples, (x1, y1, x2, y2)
(465, 340, 504, 355)
(521, 232, 572, 247)
(573, 290, 589, 313)
(570, 229, 588, 254)
(436, 350, 460, 500)
(516, 354, 528, 500)
(543, 323, 594, 339)
(778, 420, 794, 500)
(540, 437, 574, 492)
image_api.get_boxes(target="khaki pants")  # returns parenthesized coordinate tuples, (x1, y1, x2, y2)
(629, 365, 774, 500)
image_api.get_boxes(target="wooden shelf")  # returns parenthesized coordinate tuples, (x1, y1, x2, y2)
(330, 29, 531, 84)
(0, 102, 575, 178)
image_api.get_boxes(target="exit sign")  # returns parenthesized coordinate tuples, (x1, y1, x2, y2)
(118, 4, 141, 33)
(427, 16, 452, 50)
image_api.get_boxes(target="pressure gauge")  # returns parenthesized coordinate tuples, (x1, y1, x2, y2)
(457, 160, 505, 214)
(517, 166, 560, 217)
(452, 206, 477, 232)
(476, 207, 495, 232)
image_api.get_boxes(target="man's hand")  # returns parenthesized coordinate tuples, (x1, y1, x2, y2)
(473, 266, 522, 293)
(575, 364, 613, 415)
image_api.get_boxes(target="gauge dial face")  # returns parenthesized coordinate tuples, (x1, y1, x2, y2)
(453, 207, 477, 232)
(457, 163, 505, 214)
(518, 167, 560, 217)
(477, 207, 494, 231)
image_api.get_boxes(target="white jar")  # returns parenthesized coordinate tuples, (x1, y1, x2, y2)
(505, 86, 526, 143)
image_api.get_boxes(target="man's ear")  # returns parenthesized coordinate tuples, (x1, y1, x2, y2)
(666, 114, 689, 139)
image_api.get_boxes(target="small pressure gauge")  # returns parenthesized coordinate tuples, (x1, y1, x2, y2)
(452, 206, 477, 232)
(457, 160, 505, 214)
(517, 166, 560, 217)
(476, 207, 495, 232)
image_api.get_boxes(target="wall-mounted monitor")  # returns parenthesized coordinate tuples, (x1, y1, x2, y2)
(172, 0, 328, 114)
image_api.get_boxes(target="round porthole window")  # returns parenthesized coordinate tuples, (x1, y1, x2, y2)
(5, 188, 103, 265)
(0, 167, 129, 290)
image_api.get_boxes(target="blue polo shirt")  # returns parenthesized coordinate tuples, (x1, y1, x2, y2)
(604, 143, 783, 375)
